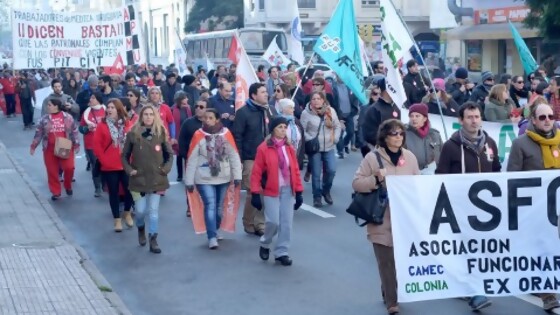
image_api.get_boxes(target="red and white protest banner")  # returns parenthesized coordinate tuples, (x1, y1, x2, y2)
(11, 5, 145, 70)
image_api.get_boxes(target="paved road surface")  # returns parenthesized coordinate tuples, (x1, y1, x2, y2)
(0, 112, 557, 315)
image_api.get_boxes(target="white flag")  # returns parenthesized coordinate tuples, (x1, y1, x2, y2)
(205, 54, 215, 71)
(262, 36, 291, 69)
(232, 33, 259, 110)
(380, 0, 415, 106)
(359, 37, 369, 77)
(288, 0, 305, 65)
(172, 30, 190, 76)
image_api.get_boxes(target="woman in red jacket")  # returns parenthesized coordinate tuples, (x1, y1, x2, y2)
(250, 116, 304, 266)
(93, 98, 134, 232)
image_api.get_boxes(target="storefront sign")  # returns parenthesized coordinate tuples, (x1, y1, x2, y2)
(474, 6, 531, 25)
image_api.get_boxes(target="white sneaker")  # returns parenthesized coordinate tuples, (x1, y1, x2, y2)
(208, 238, 218, 249)
(216, 234, 224, 241)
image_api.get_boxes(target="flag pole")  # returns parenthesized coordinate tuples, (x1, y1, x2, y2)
(387, 0, 449, 140)
(291, 52, 316, 102)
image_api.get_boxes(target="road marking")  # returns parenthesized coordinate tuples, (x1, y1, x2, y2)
(169, 181, 181, 186)
(515, 295, 560, 314)
(300, 203, 335, 218)
(75, 155, 84, 159)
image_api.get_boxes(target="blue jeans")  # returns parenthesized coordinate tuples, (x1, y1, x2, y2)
(135, 193, 161, 234)
(337, 114, 355, 153)
(197, 183, 229, 239)
(310, 150, 336, 199)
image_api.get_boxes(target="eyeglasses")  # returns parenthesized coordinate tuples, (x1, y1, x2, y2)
(537, 114, 554, 121)
(312, 83, 323, 86)
(486, 78, 494, 82)
(388, 131, 405, 137)
(196, 105, 206, 109)
(127, 94, 134, 97)
(516, 81, 524, 84)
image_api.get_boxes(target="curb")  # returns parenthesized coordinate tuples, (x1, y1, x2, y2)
(0, 141, 133, 315)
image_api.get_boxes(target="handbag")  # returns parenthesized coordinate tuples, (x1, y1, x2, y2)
(304, 118, 324, 155)
(346, 151, 389, 226)
(54, 137, 72, 159)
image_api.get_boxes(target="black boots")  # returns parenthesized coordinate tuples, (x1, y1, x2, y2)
(149, 233, 161, 254)
(138, 226, 146, 246)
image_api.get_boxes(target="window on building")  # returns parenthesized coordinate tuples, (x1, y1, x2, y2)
(259, 0, 265, 10)
(164, 14, 169, 55)
(298, 0, 316, 9)
(153, 28, 158, 57)
(466, 40, 482, 72)
(361, 0, 378, 7)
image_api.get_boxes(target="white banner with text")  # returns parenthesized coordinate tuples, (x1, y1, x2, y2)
(387, 170, 560, 302)
(11, 5, 145, 70)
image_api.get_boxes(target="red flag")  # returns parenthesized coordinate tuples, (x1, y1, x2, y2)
(103, 54, 126, 75)
(228, 35, 239, 64)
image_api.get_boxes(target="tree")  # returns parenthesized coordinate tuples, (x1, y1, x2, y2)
(523, 0, 560, 40)
(185, 0, 243, 33)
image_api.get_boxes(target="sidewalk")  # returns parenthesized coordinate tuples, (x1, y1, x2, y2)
(0, 142, 129, 315)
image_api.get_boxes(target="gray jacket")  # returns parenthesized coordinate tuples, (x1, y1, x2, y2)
(300, 105, 341, 153)
(405, 124, 443, 170)
(484, 98, 514, 123)
(507, 124, 555, 172)
(41, 92, 79, 120)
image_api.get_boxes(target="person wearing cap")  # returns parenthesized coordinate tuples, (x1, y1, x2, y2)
(447, 67, 473, 106)
(185, 108, 242, 250)
(360, 77, 401, 157)
(403, 59, 428, 105)
(250, 116, 304, 266)
(404, 103, 442, 175)
(183, 74, 201, 110)
(469, 70, 495, 118)
(79, 91, 106, 197)
(421, 78, 460, 117)
(160, 72, 182, 107)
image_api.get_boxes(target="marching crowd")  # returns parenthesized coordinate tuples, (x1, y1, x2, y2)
(1, 58, 560, 314)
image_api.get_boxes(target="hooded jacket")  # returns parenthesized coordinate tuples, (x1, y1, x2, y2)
(160, 81, 182, 106)
(360, 97, 401, 147)
(469, 84, 492, 118)
(232, 99, 278, 161)
(300, 104, 341, 153)
(435, 130, 501, 174)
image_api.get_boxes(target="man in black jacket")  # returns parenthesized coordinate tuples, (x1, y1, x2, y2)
(178, 98, 206, 217)
(232, 82, 278, 236)
(469, 71, 494, 119)
(447, 67, 473, 106)
(403, 59, 428, 105)
(359, 77, 401, 157)
(160, 72, 182, 106)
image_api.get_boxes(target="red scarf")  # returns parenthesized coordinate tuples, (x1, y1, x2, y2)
(417, 121, 431, 139)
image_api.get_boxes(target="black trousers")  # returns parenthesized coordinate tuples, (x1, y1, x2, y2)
(102, 170, 133, 218)
(176, 154, 185, 179)
(20, 97, 34, 126)
(4, 94, 16, 115)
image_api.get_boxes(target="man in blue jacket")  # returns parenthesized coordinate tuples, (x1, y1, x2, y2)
(209, 82, 235, 129)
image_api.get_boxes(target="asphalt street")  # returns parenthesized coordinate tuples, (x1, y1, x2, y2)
(0, 111, 557, 315)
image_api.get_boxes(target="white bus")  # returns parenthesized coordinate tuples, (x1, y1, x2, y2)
(183, 27, 289, 70)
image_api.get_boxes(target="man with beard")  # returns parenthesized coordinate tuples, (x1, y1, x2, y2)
(436, 101, 500, 311)
(41, 79, 79, 120)
(233, 82, 278, 236)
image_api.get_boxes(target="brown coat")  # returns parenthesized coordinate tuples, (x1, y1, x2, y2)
(352, 147, 420, 247)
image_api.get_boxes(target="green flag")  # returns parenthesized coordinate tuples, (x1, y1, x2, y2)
(509, 21, 538, 75)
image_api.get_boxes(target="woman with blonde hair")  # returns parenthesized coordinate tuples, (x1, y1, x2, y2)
(300, 91, 341, 207)
(147, 86, 176, 143)
(121, 105, 174, 254)
(484, 83, 519, 123)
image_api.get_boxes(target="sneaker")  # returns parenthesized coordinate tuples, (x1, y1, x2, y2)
(176, 177, 183, 182)
(313, 197, 323, 208)
(543, 295, 560, 311)
(275, 255, 292, 266)
(259, 246, 269, 260)
(344, 146, 350, 154)
(351, 145, 358, 152)
(337, 152, 344, 159)
(387, 305, 399, 314)
(208, 238, 218, 250)
(304, 171, 311, 183)
(94, 187, 102, 198)
(86, 162, 91, 171)
(216, 233, 224, 241)
(51, 194, 61, 201)
(469, 295, 492, 311)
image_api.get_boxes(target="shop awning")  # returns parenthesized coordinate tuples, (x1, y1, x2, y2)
(444, 22, 539, 40)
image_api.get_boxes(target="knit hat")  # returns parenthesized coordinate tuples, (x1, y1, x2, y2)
(269, 116, 289, 134)
(433, 78, 446, 91)
(481, 71, 494, 83)
(87, 74, 99, 85)
(455, 67, 468, 79)
(182, 75, 196, 86)
(91, 91, 104, 105)
(536, 82, 550, 95)
(409, 103, 429, 117)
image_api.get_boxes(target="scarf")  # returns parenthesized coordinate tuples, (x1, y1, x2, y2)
(83, 104, 106, 126)
(282, 114, 299, 149)
(416, 120, 431, 138)
(272, 137, 290, 182)
(106, 117, 125, 149)
(247, 99, 272, 137)
(202, 122, 227, 176)
(526, 130, 560, 169)
(459, 128, 486, 153)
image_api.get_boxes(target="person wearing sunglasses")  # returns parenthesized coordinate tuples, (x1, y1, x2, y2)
(435, 101, 501, 311)
(352, 119, 420, 315)
(126, 88, 144, 124)
(468, 71, 495, 119)
(509, 75, 530, 108)
(507, 102, 560, 312)
(269, 83, 291, 113)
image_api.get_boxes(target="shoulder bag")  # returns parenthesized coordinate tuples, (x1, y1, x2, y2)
(346, 151, 389, 226)
(304, 118, 324, 155)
